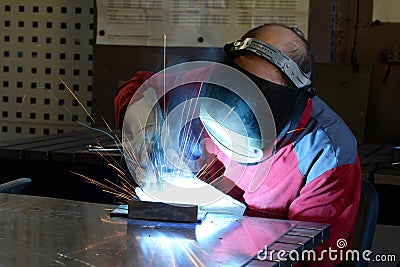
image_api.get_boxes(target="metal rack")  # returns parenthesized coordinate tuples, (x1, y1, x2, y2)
(0, 0, 94, 141)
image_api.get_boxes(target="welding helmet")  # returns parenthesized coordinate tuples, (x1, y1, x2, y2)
(199, 37, 315, 165)
(199, 71, 276, 165)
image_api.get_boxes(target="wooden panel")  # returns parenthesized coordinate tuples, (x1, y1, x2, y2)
(335, 0, 400, 144)
(308, 0, 333, 63)
(313, 63, 371, 144)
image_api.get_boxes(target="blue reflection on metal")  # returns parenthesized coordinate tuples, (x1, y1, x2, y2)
(126, 213, 293, 266)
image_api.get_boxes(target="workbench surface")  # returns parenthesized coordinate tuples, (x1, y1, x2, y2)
(0, 193, 329, 266)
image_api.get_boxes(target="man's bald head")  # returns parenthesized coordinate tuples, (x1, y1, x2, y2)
(234, 23, 314, 87)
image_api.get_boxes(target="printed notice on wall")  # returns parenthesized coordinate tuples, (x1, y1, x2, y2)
(96, 0, 310, 47)
(373, 0, 400, 23)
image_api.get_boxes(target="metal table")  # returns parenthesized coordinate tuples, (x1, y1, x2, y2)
(0, 129, 120, 164)
(0, 193, 329, 266)
(0, 130, 123, 204)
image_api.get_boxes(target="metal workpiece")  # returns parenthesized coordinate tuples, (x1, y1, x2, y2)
(0, 194, 329, 266)
(127, 199, 199, 222)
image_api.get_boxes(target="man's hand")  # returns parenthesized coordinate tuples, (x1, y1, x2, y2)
(210, 176, 238, 195)
(197, 156, 245, 202)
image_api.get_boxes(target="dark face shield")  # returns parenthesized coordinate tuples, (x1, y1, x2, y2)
(199, 38, 315, 165)
(198, 67, 301, 165)
(228, 65, 301, 139)
(226, 38, 315, 142)
(200, 83, 266, 164)
(197, 66, 277, 165)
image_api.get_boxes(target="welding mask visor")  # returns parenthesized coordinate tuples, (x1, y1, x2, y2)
(199, 67, 279, 166)
(199, 46, 314, 164)
(199, 70, 302, 166)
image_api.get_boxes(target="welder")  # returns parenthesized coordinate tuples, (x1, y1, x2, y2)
(114, 23, 361, 266)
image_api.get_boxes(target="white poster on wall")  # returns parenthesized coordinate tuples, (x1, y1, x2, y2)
(373, 0, 400, 23)
(95, 0, 310, 47)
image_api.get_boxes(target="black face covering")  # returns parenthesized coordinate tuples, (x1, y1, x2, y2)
(220, 38, 315, 142)
(219, 63, 313, 145)
(230, 64, 301, 138)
